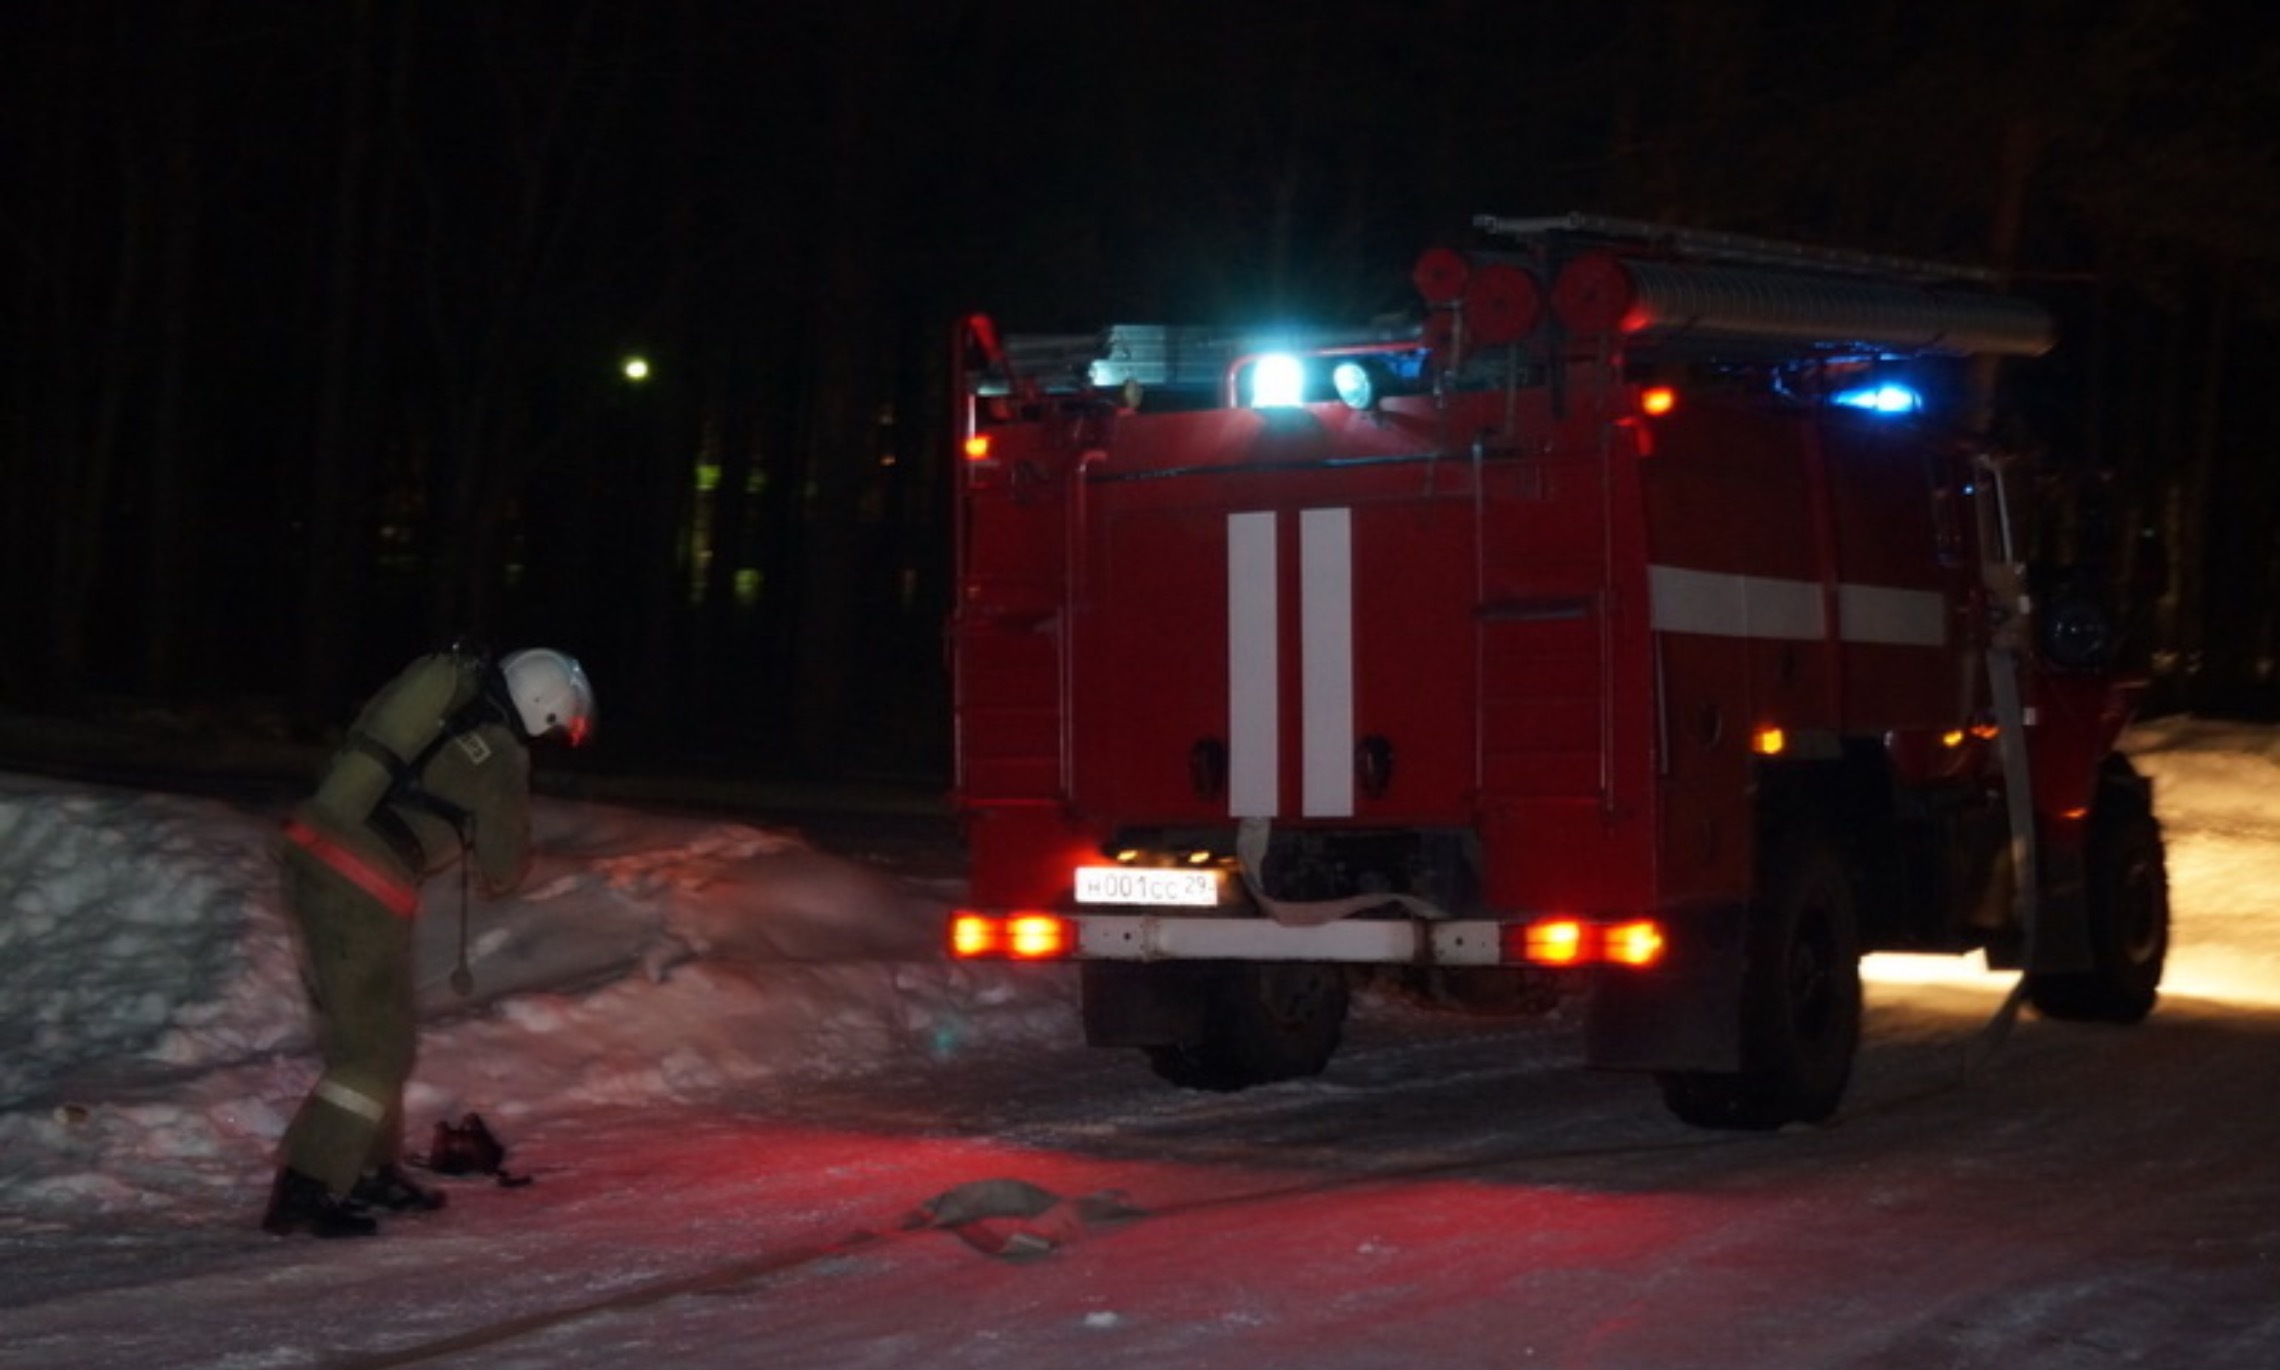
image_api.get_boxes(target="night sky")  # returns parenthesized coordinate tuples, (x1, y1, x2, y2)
(4, 0, 2276, 776)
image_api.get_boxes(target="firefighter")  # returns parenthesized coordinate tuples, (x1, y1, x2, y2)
(261, 645, 594, 1237)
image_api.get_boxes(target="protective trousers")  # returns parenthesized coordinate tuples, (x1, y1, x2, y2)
(278, 845, 418, 1197)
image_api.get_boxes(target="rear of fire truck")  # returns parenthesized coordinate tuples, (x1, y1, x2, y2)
(948, 214, 2169, 1130)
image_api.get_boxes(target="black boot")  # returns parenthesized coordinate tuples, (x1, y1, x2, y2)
(261, 1167, 378, 1238)
(352, 1163, 447, 1213)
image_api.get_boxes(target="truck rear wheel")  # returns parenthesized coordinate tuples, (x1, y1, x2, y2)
(2026, 779, 2168, 1023)
(1656, 841, 1862, 1130)
(1146, 962, 1350, 1092)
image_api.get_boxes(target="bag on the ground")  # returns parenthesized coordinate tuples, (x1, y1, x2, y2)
(417, 1112, 532, 1186)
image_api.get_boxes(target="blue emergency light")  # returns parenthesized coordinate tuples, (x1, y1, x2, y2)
(1832, 382, 1924, 415)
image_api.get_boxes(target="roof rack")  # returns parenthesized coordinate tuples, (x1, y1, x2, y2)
(989, 322, 1425, 395)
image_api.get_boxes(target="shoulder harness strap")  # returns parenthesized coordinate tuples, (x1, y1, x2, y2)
(354, 672, 501, 867)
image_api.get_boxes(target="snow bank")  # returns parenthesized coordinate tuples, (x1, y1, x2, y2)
(0, 776, 303, 1107)
(0, 776, 1074, 1228)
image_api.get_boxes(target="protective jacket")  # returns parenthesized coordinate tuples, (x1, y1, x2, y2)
(288, 650, 531, 912)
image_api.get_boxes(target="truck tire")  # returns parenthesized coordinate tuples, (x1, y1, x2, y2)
(1146, 962, 1350, 1092)
(1656, 841, 1862, 1130)
(2026, 779, 2168, 1023)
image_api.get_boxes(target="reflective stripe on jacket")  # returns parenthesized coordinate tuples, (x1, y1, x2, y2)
(283, 817, 420, 918)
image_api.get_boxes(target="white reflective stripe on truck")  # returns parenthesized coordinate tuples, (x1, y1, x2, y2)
(1227, 511, 1280, 817)
(1299, 507, 1355, 818)
(1649, 564, 1948, 647)
(1227, 507, 1357, 820)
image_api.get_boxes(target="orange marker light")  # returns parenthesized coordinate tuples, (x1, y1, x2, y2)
(950, 912, 1000, 958)
(1509, 917, 1669, 969)
(1603, 920, 1668, 969)
(1525, 918, 1590, 966)
(963, 433, 993, 462)
(1005, 914, 1071, 960)
(1753, 725, 1787, 757)
(949, 911, 1072, 960)
(1640, 385, 1679, 417)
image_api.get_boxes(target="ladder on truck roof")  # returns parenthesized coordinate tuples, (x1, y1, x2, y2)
(1465, 212, 2049, 359)
(1474, 212, 2003, 286)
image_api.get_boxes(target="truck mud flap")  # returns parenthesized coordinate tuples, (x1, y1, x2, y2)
(1081, 960, 1218, 1047)
(1583, 901, 1749, 1073)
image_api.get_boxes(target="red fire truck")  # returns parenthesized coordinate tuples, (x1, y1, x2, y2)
(946, 213, 2168, 1129)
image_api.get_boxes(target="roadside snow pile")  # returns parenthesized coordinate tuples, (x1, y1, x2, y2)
(2124, 716, 2280, 1004)
(0, 774, 1074, 1227)
(2125, 714, 2280, 837)
(0, 776, 301, 1107)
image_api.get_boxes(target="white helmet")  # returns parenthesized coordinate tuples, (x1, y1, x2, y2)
(499, 648, 595, 745)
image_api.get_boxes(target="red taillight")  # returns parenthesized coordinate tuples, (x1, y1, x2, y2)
(1505, 917, 1668, 970)
(949, 911, 1071, 960)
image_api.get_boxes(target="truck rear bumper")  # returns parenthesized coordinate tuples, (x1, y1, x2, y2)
(1067, 914, 1509, 964)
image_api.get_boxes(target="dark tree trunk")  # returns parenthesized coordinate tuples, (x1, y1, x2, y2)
(49, 7, 144, 710)
(297, 0, 388, 723)
(138, 0, 208, 695)
(788, 20, 898, 778)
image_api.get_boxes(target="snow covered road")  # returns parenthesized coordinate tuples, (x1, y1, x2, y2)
(9, 989, 2276, 1369)
(2, 717, 2277, 1368)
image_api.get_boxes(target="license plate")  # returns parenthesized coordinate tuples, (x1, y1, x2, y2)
(1073, 865, 1220, 907)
